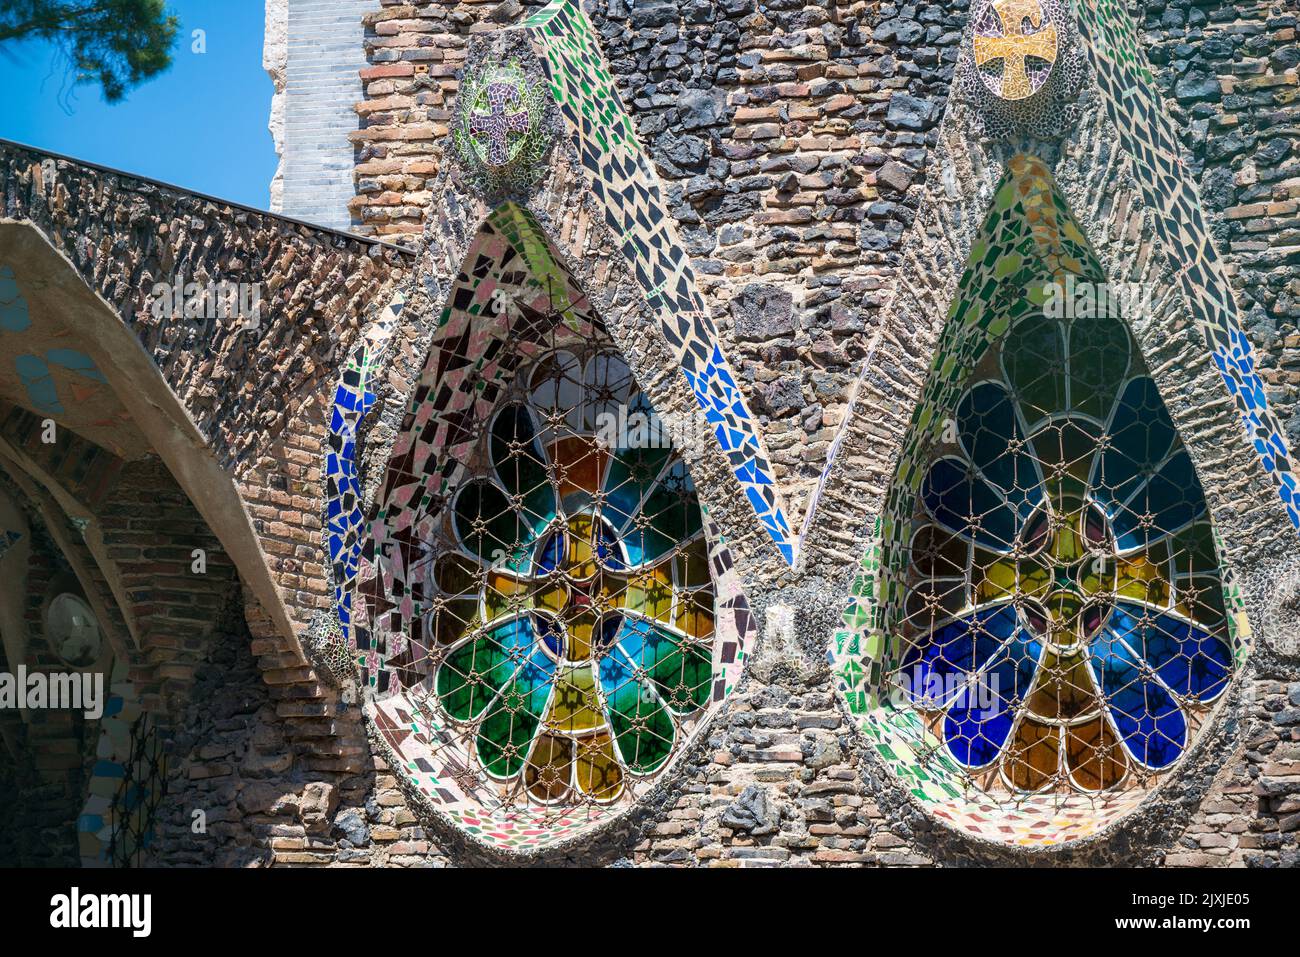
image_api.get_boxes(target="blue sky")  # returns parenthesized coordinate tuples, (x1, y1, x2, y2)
(0, 1, 277, 210)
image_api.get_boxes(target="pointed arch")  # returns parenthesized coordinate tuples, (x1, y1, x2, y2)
(826, 115, 1284, 847)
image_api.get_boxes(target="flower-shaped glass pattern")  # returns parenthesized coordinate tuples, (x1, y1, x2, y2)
(428, 350, 715, 805)
(894, 306, 1234, 795)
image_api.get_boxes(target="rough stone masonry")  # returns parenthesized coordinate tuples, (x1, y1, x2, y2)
(0, 0, 1296, 868)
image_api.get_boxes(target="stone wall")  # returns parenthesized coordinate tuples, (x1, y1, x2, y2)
(1137, 0, 1300, 450)
(325, 0, 1300, 867)
(351, 0, 967, 523)
(144, 591, 448, 868)
(1133, 0, 1300, 865)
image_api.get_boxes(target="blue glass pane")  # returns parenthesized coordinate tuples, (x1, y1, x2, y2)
(1108, 450, 1207, 550)
(1089, 627, 1188, 769)
(1092, 377, 1175, 506)
(899, 603, 1019, 708)
(921, 457, 1018, 550)
(957, 382, 1043, 520)
(1108, 602, 1232, 703)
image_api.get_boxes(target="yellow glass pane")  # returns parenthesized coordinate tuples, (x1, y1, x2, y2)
(566, 608, 598, 660)
(1116, 552, 1170, 606)
(547, 665, 603, 733)
(486, 571, 532, 621)
(576, 732, 624, 801)
(673, 536, 712, 588)
(622, 565, 674, 622)
(1065, 718, 1127, 792)
(674, 589, 715, 640)
(1016, 561, 1050, 601)
(974, 557, 1018, 605)
(564, 514, 598, 580)
(1026, 650, 1096, 721)
(1050, 513, 1084, 565)
(1005, 719, 1058, 792)
(524, 734, 573, 802)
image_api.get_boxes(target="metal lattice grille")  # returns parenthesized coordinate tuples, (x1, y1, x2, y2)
(891, 294, 1235, 797)
(106, 714, 167, 868)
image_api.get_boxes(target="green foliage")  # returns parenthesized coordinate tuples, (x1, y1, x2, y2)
(0, 0, 179, 102)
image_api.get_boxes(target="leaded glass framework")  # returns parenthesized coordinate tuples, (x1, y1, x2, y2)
(894, 295, 1236, 796)
(428, 348, 716, 803)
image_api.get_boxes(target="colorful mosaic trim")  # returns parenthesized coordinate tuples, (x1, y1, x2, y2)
(324, 293, 406, 656)
(77, 662, 167, 867)
(829, 157, 1251, 846)
(1075, 0, 1300, 529)
(524, 0, 795, 565)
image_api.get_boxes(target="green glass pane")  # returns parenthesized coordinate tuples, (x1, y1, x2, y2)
(597, 626, 676, 773)
(435, 618, 533, 720)
(490, 404, 556, 540)
(1002, 317, 1065, 426)
(453, 481, 528, 569)
(649, 641, 713, 714)
(476, 650, 554, 778)
(1170, 521, 1217, 575)
(625, 460, 701, 566)
(603, 442, 672, 534)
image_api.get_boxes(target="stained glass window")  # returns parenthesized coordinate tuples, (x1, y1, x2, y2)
(413, 348, 716, 805)
(892, 299, 1236, 795)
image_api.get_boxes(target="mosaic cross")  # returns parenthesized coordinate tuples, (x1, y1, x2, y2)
(469, 81, 533, 167)
(973, 0, 1059, 100)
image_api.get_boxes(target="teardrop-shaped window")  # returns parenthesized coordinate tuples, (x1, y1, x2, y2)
(838, 156, 1248, 845)
(357, 205, 751, 852)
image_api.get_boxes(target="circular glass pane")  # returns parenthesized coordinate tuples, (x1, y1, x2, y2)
(46, 592, 102, 667)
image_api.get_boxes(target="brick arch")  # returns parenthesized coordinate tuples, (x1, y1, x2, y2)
(0, 222, 301, 658)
